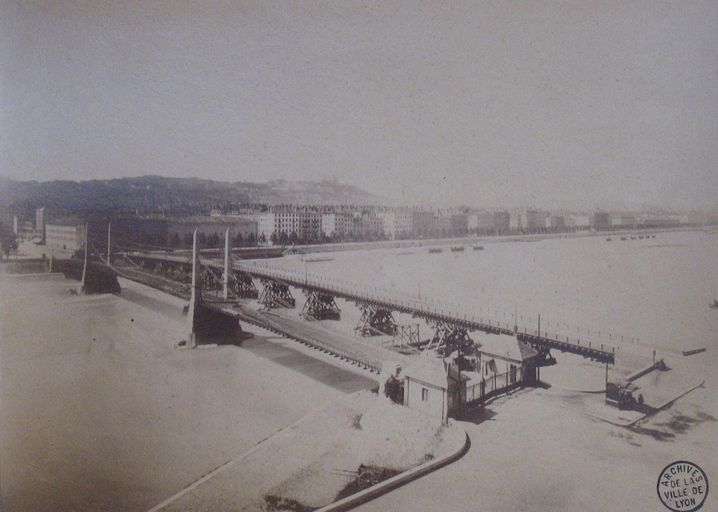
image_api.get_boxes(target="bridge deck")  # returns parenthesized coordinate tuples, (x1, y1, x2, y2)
(125, 251, 616, 364)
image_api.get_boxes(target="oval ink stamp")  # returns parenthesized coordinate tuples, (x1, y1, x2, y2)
(657, 461, 709, 512)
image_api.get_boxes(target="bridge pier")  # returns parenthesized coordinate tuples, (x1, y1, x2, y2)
(259, 278, 295, 308)
(392, 323, 420, 346)
(355, 303, 397, 336)
(231, 271, 259, 299)
(152, 260, 191, 288)
(201, 266, 223, 293)
(301, 290, 341, 320)
(426, 319, 474, 356)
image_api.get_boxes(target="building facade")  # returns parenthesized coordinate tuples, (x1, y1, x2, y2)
(493, 211, 511, 233)
(411, 210, 433, 237)
(46, 222, 86, 252)
(257, 209, 321, 243)
(379, 210, 413, 239)
(524, 209, 547, 231)
(592, 212, 612, 231)
(321, 213, 352, 239)
(549, 216, 565, 230)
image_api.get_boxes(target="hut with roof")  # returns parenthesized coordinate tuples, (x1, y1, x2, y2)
(472, 332, 539, 386)
(402, 355, 469, 423)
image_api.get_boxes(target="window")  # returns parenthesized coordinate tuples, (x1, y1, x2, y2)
(421, 388, 429, 401)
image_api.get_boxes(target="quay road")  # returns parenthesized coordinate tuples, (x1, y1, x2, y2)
(110, 256, 406, 373)
(122, 250, 617, 365)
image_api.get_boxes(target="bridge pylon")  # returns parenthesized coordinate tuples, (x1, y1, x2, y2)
(301, 290, 341, 320)
(107, 222, 112, 266)
(223, 227, 231, 300)
(185, 229, 243, 347)
(80, 222, 89, 293)
(186, 229, 201, 348)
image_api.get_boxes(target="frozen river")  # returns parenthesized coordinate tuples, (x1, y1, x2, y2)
(275, 230, 718, 355)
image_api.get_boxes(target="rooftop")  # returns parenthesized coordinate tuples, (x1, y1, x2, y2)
(473, 332, 538, 362)
(404, 355, 448, 389)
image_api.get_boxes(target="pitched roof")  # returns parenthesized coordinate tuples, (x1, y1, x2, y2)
(473, 332, 538, 362)
(517, 339, 539, 360)
(404, 355, 448, 388)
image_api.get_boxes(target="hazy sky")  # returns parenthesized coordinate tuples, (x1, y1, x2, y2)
(1, 1, 717, 209)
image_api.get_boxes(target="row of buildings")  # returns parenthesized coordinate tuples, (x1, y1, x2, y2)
(4, 205, 712, 252)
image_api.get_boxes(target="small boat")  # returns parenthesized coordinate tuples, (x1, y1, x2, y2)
(638, 236, 644, 239)
(473, 245, 484, 251)
(450, 246, 464, 252)
(710, 299, 718, 310)
(621, 237, 627, 241)
(630, 236, 636, 240)
(606, 238, 612, 242)
(428, 248, 442, 254)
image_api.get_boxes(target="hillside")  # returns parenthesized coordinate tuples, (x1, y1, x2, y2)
(0, 175, 383, 214)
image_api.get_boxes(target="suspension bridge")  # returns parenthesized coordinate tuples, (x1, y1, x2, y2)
(96, 226, 616, 366)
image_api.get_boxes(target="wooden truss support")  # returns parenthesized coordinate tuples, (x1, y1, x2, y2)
(301, 289, 341, 320)
(426, 319, 475, 356)
(354, 302, 397, 336)
(230, 271, 259, 299)
(259, 278, 296, 308)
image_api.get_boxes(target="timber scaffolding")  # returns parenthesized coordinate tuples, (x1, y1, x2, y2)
(123, 250, 617, 365)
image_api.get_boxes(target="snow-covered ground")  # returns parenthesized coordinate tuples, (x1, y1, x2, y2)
(157, 391, 460, 511)
(0, 276, 375, 511)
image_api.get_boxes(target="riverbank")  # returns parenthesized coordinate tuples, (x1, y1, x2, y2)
(267, 225, 705, 258)
(356, 368, 717, 512)
(153, 391, 464, 512)
(0, 275, 375, 511)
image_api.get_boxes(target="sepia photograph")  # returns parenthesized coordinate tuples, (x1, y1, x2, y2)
(0, 1, 716, 511)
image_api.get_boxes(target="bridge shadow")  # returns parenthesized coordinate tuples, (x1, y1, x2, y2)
(455, 407, 497, 425)
(115, 287, 186, 321)
(237, 333, 378, 394)
(457, 385, 547, 425)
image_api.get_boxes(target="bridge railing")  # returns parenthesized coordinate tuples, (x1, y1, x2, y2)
(122, 253, 620, 357)
(239, 261, 618, 356)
